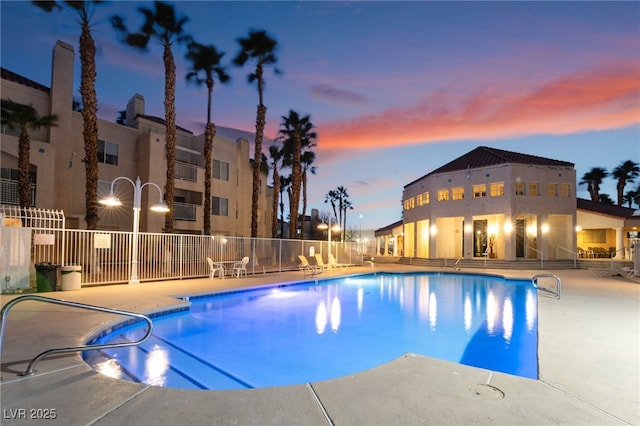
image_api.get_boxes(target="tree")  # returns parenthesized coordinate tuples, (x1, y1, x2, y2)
(1, 100, 58, 208)
(268, 144, 284, 238)
(612, 160, 640, 206)
(325, 189, 339, 225)
(233, 29, 281, 238)
(279, 110, 316, 239)
(112, 1, 192, 233)
(335, 186, 350, 242)
(279, 175, 291, 238)
(185, 41, 230, 235)
(579, 167, 608, 202)
(34, 0, 104, 229)
(300, 149, 317, 237)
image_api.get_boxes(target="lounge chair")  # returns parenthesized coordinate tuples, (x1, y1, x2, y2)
(314, 253, 332, 269)
(207, 257, 224, 279)
(231, 256, 249, 278)
(298, 255, 322, 277)
(328, 253, 350, 268)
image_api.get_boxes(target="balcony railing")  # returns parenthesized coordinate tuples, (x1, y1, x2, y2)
(175, 161, 197, 182)
(174, 202, 197, 221)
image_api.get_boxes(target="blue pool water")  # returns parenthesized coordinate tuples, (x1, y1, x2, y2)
(84, 273, 538, 390)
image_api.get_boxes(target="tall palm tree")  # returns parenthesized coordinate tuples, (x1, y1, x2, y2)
(335, 186, 350, 242)
(233, 29, 280, 238)
(579, 167, 608, 202)
(279, 110, 316, 239)
(185, 41, 230, 235)
(34, 1, 103, 229)
(300, 149, 317, 238)
(325, 189, 339, 227)
(268, 144, 284, 238)
(279, 175, 291, 238)
(1, 100, 58, 208)
(612, 160, 640, 206)
(112, 1, 192, 233)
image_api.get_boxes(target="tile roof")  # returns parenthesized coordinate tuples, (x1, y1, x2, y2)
(577, 198, 638, 219)
(1, 67, 50, 93)
(431, 146, 574, 175)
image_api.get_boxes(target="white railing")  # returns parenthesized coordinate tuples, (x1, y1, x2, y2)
(556, 246, 577, 268)
(528, 246, 544, 268)
(175, 161, 197, 182)
(173, 202, 196, 221)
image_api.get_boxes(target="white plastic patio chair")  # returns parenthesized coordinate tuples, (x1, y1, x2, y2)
(207, 257, 224, 279)
(232, 256, 249, 278)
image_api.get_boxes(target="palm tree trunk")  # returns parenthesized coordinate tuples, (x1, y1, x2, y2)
(272, 168, 280, 238)
(80, 23, 99, 229)
(289, 136, 301, 239)
(163, 44, 176, 233)
(301, 169, 308, 238)
(252, 104, 266, 238)
(203, 122, 215, 235)
(18, 128, 31, 208)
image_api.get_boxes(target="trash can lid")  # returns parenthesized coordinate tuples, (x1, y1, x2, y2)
(61, 265, 82, 271)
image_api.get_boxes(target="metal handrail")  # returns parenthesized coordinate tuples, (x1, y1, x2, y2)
(532, 274, 561, 299)
(556, 246, 577, 268)
(528, 246, 544, 268)
(0, 294, 153, 376)
(610, 246, 628, 269)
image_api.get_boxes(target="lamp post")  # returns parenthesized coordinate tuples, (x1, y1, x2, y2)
(318, 216, 340, 260)
(99, 176, 168, 285)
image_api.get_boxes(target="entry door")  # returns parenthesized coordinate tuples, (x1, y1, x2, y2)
(473, 220, 487, 257)
(516, 219, 525, 258)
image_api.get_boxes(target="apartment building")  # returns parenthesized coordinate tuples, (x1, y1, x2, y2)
(1, 40, 273, 236)
(401, 146, 577, 260)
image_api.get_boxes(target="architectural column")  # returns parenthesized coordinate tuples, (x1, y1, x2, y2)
(615, 227, 624, 259)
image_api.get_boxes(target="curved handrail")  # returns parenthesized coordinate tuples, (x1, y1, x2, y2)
(532, 274, 561, 299)
(0, 294, 153, 376)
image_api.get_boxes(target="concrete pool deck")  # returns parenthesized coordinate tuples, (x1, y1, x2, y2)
(1, 265, 638, 425)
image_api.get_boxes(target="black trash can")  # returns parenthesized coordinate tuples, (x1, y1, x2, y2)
(35, 262, 60, 292)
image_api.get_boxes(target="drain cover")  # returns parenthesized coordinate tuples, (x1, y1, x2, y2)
(470, 384, 505, 399)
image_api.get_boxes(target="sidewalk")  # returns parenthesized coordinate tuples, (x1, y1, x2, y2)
(1, 266, 638, 425)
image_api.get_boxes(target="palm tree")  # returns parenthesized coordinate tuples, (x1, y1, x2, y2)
(300, 149, 317, 238)
(335, 186, 350, 242)
(579, 167, 608, 202)
(279, 110, 316, 239)
(623, 187, 640, 209)
(233, 29, 280, 238)
(34, 1, 104, 229)
(112, 1, 192, 233)
(279, 175, 291, 238)
(268, 144, 284, 238)
(325, 189, 339, 226)
(612, 160, 640, 206)
(1, 100, 58, 208)
(185, 41, 230, 235)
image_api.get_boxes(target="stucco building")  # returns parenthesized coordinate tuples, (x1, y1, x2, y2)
(1, 40, 273, 236)
(401, 146, 577, 261)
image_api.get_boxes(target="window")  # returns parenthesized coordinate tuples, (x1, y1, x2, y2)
(452, 187, 464, 200)
(548, 183, 557, 197)
(529, 183, 539, 196)
(213, 160, 229, 181)
(212, 196, 228, 216)
(561, 183, 571, 197)
(404, 197, 415, 210)
(97, 140, 118, 165)
(583, 229, 606, 244)
(515, 182, 525, 195)
(423, 191, 430, 205)
(417, 192, 430, 206)
(437, 189, 449, 201)
(473, 184, 486, 198)
(490, 182, 504, 197)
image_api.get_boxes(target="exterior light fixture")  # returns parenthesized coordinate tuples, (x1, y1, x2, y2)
(99, 176, 168, 284)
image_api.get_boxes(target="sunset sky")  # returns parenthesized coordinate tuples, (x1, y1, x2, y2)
(2, 1, 639, 231)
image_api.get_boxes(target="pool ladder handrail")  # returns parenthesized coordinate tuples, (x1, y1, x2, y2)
(532, 274, 561, 299)
(0, 294, 153, 377)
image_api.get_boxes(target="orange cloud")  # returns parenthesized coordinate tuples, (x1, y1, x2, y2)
(317, 62, 640, 150)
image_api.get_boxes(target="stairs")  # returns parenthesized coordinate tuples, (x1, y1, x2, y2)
(395, 257, 634, 271)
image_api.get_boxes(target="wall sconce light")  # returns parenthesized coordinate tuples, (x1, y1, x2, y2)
(541, 223, 549, 234)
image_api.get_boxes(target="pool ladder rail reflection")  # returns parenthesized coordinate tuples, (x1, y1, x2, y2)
(0, 294, 153, 377)
(532, 274, 561, 299)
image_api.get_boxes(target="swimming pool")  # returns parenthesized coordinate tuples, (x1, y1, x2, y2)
(84, 272, 538, 390)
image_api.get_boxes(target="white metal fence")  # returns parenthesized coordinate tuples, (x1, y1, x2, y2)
(46, 232, 366, 285)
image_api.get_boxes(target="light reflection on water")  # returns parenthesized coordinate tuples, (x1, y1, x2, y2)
(86, 273, 538, 390)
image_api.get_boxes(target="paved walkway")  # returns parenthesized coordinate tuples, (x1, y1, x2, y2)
(1, 265, 638, 425)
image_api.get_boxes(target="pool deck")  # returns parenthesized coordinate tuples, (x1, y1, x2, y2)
(1, 265, 638, 425)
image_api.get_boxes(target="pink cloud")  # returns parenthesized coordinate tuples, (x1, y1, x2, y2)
(316, 62, 640, 150)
